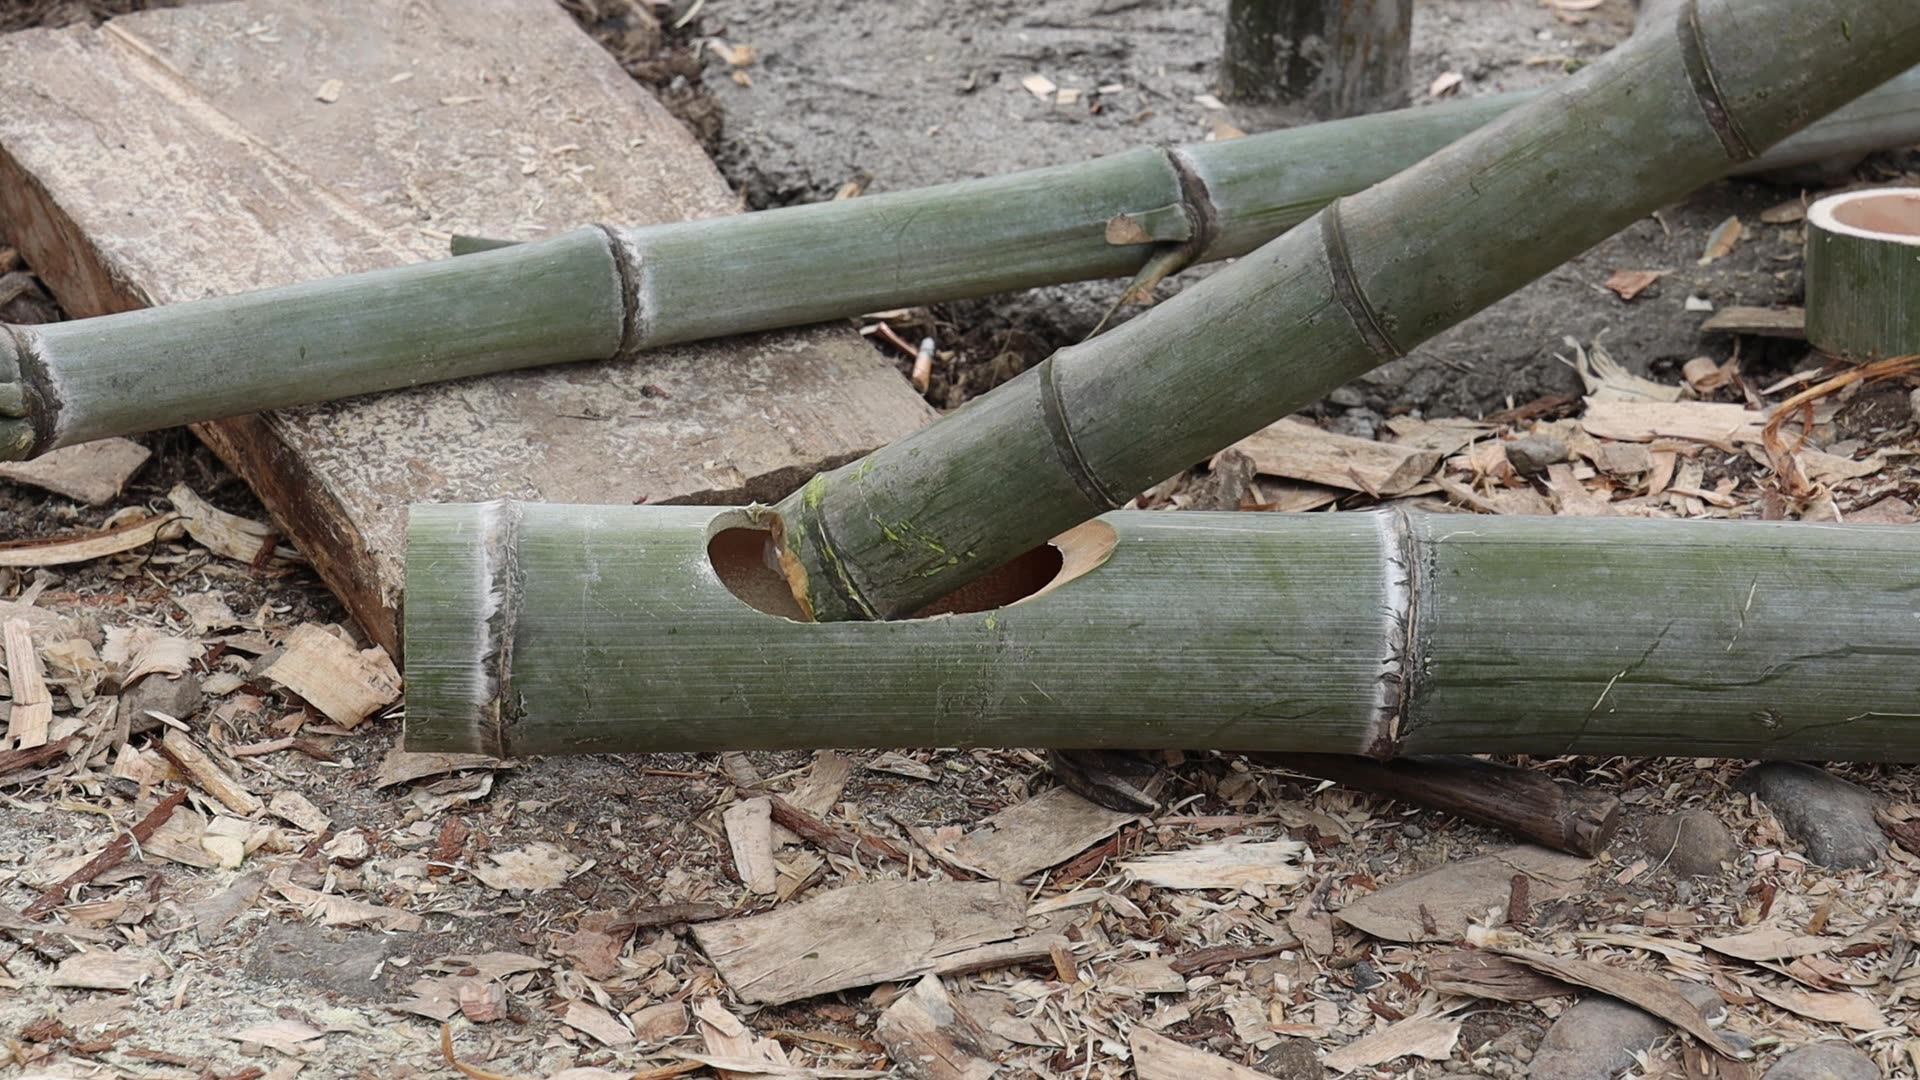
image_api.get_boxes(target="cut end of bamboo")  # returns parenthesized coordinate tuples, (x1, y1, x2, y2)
(1806, 187, 1920, 360)
(0, 329, 39, 462)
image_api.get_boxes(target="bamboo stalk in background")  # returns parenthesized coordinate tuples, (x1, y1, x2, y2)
(7, 59, 1920, 461)
(769, 0, 1920, 623)
(402, 504, 1920, 763)
(1806, 187, 1920, 360)
(1221, 0, 1413, 118)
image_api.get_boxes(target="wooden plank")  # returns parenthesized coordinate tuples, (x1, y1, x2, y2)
(3, 618, 51, 750)
(1701, 305, 1808, 339)
(0, 0, 931, 654)
(692, 880, 1027, 1005)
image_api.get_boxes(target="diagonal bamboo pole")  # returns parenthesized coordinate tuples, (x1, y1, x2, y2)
(5, 59, 1920, 461)
(401, 503, 1920, 762)
(767, 0, 1920, 622)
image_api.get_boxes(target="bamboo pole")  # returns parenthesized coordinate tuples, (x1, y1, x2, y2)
(6, 59, 1920, 461)
(769, 0, 1920, 622)
(1805, 187, 1920, 360)
(402, 503, 1920, 761)
(1221, 0, 1413, 118)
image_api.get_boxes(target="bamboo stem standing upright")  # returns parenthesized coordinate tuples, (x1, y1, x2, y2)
(1222, 0, 1414, 118)
(767, 0, 1920, 624)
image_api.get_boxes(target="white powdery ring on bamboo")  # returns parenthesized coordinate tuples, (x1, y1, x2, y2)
(1806, 187, 1920, 360)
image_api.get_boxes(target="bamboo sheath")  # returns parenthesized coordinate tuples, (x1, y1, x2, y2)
(403, 503, 1920, 760)
(6, 60, 1920, 460)
(770, 0, 1920, 623)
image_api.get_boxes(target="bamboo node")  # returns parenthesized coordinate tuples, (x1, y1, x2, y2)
(1038, 357, 1126, 512)
(1319, 201, 1405, 361)
(598, 224, 652, 360)
(1677, 0, 1758, 162)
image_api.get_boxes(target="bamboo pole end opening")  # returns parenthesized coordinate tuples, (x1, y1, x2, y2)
(0, 327, 43, 462)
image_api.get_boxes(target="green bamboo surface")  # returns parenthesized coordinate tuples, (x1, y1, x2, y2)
(772, 0, 1920, 622)
(1806, 187, 1920, 360)
(5, 59, 1920, 460)
(404, 503, 1920, 760)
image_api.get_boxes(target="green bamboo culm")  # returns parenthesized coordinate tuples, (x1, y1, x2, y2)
(403, 503, 1920, 760)
(769, 0, 1920, 623)
(4, 62, 1920, 462)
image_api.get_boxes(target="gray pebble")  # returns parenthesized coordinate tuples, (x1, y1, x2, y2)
(1641, 808, 1739, 877)
(1761, 1043, 1881, 1080)
(1402, 825, 1425, 841)
(121, 671, 206, 735)
(1734, 763, 1886, 868)
(1528, 984, 1723, 1080)
(1328, 385, 1366, 408)
(1505, 434, 1569, 477)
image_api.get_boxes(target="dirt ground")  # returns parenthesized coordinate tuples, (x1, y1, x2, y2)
(6, 1, 1920, 1079)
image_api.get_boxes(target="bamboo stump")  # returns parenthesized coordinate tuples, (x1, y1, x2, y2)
(1806, 188, 1920, 360)
(0, 0, 931, 654)
(1222, 0, 1414, 119)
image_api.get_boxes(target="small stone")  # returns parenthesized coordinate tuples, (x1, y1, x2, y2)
(1761, 1043, 1880, 1080)
(1528, 983, 1722, 1080)
(120, 671, 205, 735)
(1641, 809, 1738, 877)
(1504, 434, 1569, 477)
(1401, 825, 1425, 841)
(1328, 385, 1366, 408)
(1734, 763, 1886, 868)
(1255, 1039, 1324, 1080)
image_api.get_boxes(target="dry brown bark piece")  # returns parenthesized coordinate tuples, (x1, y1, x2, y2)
(875, 975, 1000, 1080)
(1337, 846, 1590, 944)
(0, 438, 148, 505)
(948, 787, 1138, 882)
(692, 880, 1027, 1005)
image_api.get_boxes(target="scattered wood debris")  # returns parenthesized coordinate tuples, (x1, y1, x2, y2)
(0, 438, 149, 505)
(262, 623, 401, 729)
(947, 786, 1136, 882)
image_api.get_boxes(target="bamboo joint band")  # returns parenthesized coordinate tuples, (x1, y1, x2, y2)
(596, 224, 651, 360)
(1677, 0, 1758, 161)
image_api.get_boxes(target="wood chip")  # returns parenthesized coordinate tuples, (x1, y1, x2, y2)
(695, 995, 790, 1080)
(864, 751, 936, 781)
(1494, 949, 1740, 1056)
(875, 975, 997, 1080)
(158, 728, 263, 816)
(0, 512, 178, 567)
(0, 438, 150, 505)
(1700, 306, 1807, 339)
(263, 624, 401, 729)
(1338, 847, 1590, 944)
(1102, 956, 1187, 995)
(1580, 399, 1765, 445)
(1227, 417, 1440, 496)
(1564, 337, 1683, 404)
(562, 1000, 634, 1047)
(1129, 1027, 1270, 1080)
(1701, 927, 1838, 963)
(1428, 949, 1572, 1001)
(1121, 838, 1309, 890)
(950, 787, 1136, 882)
(267, 791, 331, 834)
(631, 1002, 690, 1043)
(1323, 1013, 1462, 1072)
(167, 485, 291, 564)
(4, 618, 51, 750)
(724, 797, 779, 895)
(48, 949, 165, 990)
(1747, 982, 1888, 1030)
(272, 871, 422, 931)
(372, 745, 504, 787)
(471, 842, 578, 891)
(1698, 215, 1744, 265)
(693, 880, 1026, 1005)
(230, 1019, 325, 1056)
(1604, 269, 1666, 301)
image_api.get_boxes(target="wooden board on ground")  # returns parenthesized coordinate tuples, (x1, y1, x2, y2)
(0, 0, 931, 653)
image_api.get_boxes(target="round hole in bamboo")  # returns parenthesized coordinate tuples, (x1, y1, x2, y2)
(1816, 187, 1920, 243)
(705, 515, 1137, 621)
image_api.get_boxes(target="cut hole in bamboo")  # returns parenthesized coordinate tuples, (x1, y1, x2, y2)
(1807, 187, 1920, 360)
(707, 519, 1116, 621)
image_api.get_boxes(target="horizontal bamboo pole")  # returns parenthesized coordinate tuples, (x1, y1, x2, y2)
(770, 0, 1920, 622)
(6, 62, 1920, 459)
(403, 503, 1920, 762)
(1805, 187, 1920, 360)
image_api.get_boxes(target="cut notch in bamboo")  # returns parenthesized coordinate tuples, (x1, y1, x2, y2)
(1806, 187, 1920, 360)
(404, 502, 1920, 763)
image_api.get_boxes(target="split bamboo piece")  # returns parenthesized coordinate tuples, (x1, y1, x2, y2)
(403, 503, 1920, 762)
(770, 0, 1920, 622)
(1805, 187, 1920, 359)
(6, 59, 1920, 460)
